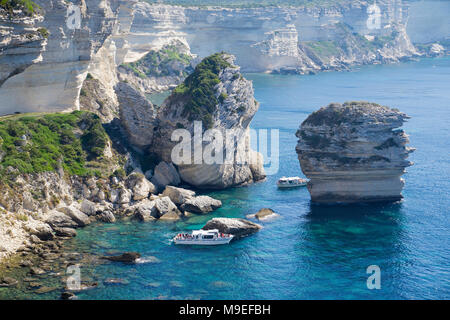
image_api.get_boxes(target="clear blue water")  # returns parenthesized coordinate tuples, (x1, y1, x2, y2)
(6, 57, 450, 300)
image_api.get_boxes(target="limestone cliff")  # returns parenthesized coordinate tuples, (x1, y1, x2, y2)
(115, 81, 157, 150)
(152, 53, 265, 189)
(295, 102, 414, 203)
(0, 0, 135, 115)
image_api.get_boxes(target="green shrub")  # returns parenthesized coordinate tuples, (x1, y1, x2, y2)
(0, 0, 40, 16)
(0, 111, 108, 177)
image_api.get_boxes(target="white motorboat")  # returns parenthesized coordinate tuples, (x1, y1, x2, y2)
(277, 176, 308, 188)
(173, 229, 234, 246)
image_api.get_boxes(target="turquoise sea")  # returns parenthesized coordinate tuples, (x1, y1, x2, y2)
(2, 57, 450, 300)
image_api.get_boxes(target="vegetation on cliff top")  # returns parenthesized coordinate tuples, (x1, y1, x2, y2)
(0, 111, 109, 178)
(172, 52, 232, 128)
(121, 45, 193, 79)
(0, 0, 40, 16)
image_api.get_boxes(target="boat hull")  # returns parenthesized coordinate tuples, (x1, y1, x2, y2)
(174, 238, 233, 245)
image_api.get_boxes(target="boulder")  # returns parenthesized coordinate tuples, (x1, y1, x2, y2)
(151, 161, 181, 191)
(46, 211, 78, 229)
(118, 188, 132, 204)
(134, 200, 158, 222)
(80, 199, 97, 216)
(102, 252, 141, 263)
(158, 211, 182, 221)
(162, 186, 195, 205)
(97, 210, 116, 223)
(0, 277, 18, 288)
(154, 196, 182, 220)
(109, 189, 121, 203)
(58, 207, 90, 227)
(60, 291, 77, 300)
(53, 227, 77, 238)
(181, 196, 222, 214)
(31, 223, 55, 241)
(151, 53, 265, 189)
(116, 82, 157, 150)
(127, 173, 156, 200)
(202, 218, 262, 239)
(247, 208, 280, 221)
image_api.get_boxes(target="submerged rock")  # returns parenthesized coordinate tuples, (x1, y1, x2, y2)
(296, 102, 414, 203)
(31, 224, 55, 241)
(202, 218, 262, 239)
(162, 186, 195, 205)
(102, 252, 141, 263)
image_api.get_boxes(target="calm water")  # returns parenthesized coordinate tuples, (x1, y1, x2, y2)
(3, 57, 450, 300)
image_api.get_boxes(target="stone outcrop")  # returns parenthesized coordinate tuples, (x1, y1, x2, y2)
(79, 75, 119, 123)
(295, 101, 414, 203)
(126, 173, 156, 201)
(162, 186, 195, 205)
(202, 218, 262, 239)
(102, 252, 141, 263)
(152, 53, 266, 189)
(151, 161, 181, 191)
(118, 39, 197, 95)
(115, 82, 157, 150)
(126, 1, 417, 76)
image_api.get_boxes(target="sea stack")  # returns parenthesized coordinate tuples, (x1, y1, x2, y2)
(295, 102, 414, 203)
(152, 52, 265, 189)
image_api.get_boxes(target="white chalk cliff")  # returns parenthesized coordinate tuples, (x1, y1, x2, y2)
(296, 102, 414, 203)
(152, 53, 265, 189)
(0, 0, 137, 115)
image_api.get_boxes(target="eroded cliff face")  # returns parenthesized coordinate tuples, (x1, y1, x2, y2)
(152, 53, 265, 189)
(0, 0, 135, 115)
(295, 102, 414, 203)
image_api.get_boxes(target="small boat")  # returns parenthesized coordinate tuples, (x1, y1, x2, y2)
(277, 176, 308, 188)
(173, 229, 234, 246)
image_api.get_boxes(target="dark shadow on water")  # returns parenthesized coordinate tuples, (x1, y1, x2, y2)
(305, 200, 404, 221)
(299, 200, 408, 280)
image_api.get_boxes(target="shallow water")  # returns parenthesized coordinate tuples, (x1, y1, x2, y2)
(2, 57, 449, 300)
